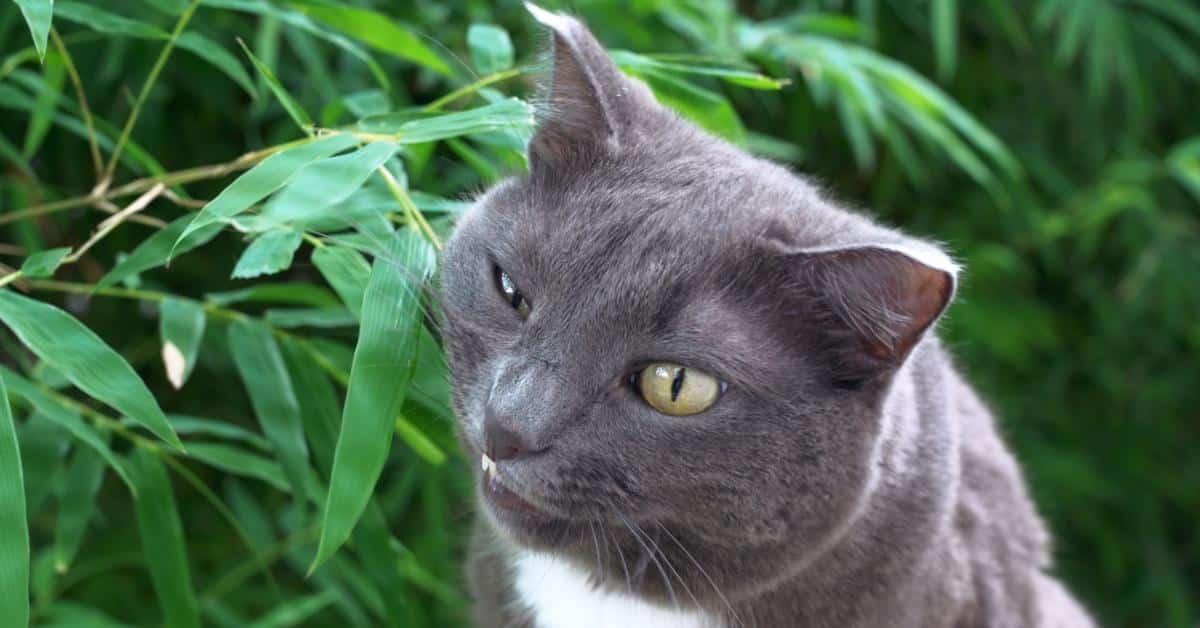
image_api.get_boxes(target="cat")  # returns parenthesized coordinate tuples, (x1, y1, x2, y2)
(437, 5, 1095, 627)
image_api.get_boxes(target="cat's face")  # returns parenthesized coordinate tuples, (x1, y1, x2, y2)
(439, 7, 957, 603)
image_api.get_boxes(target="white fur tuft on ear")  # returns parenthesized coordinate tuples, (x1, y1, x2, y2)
(524, 2, 572, 32)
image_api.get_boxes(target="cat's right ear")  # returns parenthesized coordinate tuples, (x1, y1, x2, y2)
(524, 3, 653, 170)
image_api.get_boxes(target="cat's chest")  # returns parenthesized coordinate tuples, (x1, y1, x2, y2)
(511, 552, 720, 628)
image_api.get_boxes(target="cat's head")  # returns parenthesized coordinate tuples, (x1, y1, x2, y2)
(439, 4, 957, 604)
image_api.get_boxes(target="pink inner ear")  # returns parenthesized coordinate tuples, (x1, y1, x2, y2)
(884, 257, 955, 359)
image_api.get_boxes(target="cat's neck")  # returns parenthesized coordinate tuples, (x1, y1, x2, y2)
(510, 551, 723, 628)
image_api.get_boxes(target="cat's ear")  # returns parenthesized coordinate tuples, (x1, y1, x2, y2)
(792, 241, 958, 386)
(525, 3, 654, 169)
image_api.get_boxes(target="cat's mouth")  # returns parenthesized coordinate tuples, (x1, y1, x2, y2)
(481, 453, 545, 516)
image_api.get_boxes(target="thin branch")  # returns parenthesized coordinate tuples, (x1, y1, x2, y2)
(65, 184, 165, 263)
(99, 0, 202, 190)
(378, 166, 442, 250)
(94, 198, 167, 228)
(0, 244, 25, 256)
(51, 28, 103, 182)
(422, 67, 523, 112)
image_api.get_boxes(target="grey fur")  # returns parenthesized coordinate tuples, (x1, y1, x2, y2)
(438, 8, 1093, 628)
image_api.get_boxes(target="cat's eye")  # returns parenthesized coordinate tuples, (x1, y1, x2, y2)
(495, 266, 530, 318)
(633, 363, 724, 416)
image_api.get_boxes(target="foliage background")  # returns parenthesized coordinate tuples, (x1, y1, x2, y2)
(0, 0, 1197, 626)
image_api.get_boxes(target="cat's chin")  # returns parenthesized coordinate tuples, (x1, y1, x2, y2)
(478, 473, 586, 551)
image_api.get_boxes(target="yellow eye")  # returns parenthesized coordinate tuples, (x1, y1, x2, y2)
(636, 363, 722, 416)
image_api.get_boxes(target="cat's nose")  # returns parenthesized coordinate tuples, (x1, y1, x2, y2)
(483, 405, 543, 461)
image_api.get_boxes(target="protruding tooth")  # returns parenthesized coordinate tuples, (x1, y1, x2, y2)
(481, 453, 495, 476)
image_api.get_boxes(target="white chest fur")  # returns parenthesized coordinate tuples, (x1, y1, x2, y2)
(511, 552, 720, 628)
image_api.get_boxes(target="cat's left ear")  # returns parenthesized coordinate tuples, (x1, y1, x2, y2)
(790, 241, 959, 384)
(525, 3, 656, 169)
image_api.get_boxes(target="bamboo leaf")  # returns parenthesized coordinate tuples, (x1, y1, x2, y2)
(467, 23, 513, 75)
(0, 291, 183, 451)
(166, 415, 271, 451)
(207, 283, 339, 308)
(291, 1, 454, 76)
(129, 446, 200, 628)
(97, 214, 223, 289)
(932, 0, 958, 81)
(227, 320, 311, 504)
(264, 307, 357, 329)
(279, 338, 339, 476)
(237, 38, 312, 132)
(17, 413, 66, 517)
(311, 229, 435, 571)
(394, 415, 444, 466)
(260, 141, 398, 226)
(0, 376, 29, 627)
(13, 0, 54, 61)
(231, 230, 303, 279)
(22, 49, 64, 158)
(311, 244, 370, 318)
(19, 246, 70, 278)
(159, 298, 205, 390)
(183, 442, 288, 491)
(247, 591, 336, 628)
(53, 2, 164, 38)
(0, 367, 135, 494)
(52, 446, 106, 573)
(357, 98, 535, 143)
(175, 134, 358, 247)
(611, 50, 787, 90)
(177, 33, 256, 96)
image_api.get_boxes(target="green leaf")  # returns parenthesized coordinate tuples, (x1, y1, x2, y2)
(0, 376, 29, 627)
(611, 50, 787, 90)
(625, 66, 745, 143)
(260, 141, 398, 227)
(467, 24, 513, 75)
(19, 247, 70, 278)
(247, 591, 336, 628)
(39, 602, 133, 627)
(227, 320, 311, 504)
(237, 38, 312, 132)
(311, 244, 370, 318)
(17, 413, 65, 517)
(394, 415, 444, 466)
(52, 446, 106, 573)
(175, 134, 358, 247)
(265, 307, 357, 329)
(0, 367, 135, 494)
(357, 98, 535, 143)
(0, 291, 183, 451)
(206, 283, 339, 308)
(291, 1, 453, 76)
(22, 50, 64, 158)
(311, 229, 435, 571)
(159, 298, 205, 390)
(97, 214, 223, 289)
(231, 230, 303, 279)
(183, 442, 288, 491)
(202, 0, 390, 91)
(129, 447, 200, 628)
(13, 0, 54, 61)
(279, 339, 340, 476)
(931, 0, 957, 81)
(177, 33, 256, 97)
(166, 415, 271, 451)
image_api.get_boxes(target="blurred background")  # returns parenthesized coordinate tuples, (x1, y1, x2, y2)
(1, 1, 1197, 626)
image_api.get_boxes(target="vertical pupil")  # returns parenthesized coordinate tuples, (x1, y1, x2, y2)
(670, 368, 686, 402)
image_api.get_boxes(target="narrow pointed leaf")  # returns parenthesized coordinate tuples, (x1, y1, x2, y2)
(0, 376, 29, 627)
(394, 415, 444, 466)
(22, 50, 64, 158)
(18, 413, 66, 517)
(227, 320, 311, 504)
(175, 134, 357, 246)
(247, 592, 336, 628)
(292, 2, 453, 76)
(279, 339, 339, 476)
(19, 247, 70, 278)
(207, 283, 338, 308)
(265, 307, 356, 329)
(312, 245, 370, 319)
(357, 98, 535, 143)
(52, 446, 106, 572)
(238, 38, 311, 132)
(311, 229, 435, 571)
(177, 33, 256, 96)
(467, 24, 513, 75)
(260, 141, 398, 226)
(129, 447, 200, 628)
(231, 230, 303, 279)
(97, 214, 223, 289)
(14, 0, 54, 61)
(932, 0, 957, 81)
(183, 442, 288, 491)
(0, 367, 135, 493)
(0, 291, 182, 450)
(159, 298, 205, 390)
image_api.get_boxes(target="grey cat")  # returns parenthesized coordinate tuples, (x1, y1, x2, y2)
(438, 6, 1094, 627)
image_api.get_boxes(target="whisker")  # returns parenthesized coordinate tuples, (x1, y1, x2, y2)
(656, 522, 746, 628)
(616, 511, 678, 610)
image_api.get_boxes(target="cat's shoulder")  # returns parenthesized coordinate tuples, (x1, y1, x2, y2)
(509, 551, 722, 628)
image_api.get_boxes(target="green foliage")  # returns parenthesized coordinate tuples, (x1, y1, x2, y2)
(0, 1, 1196, 627)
